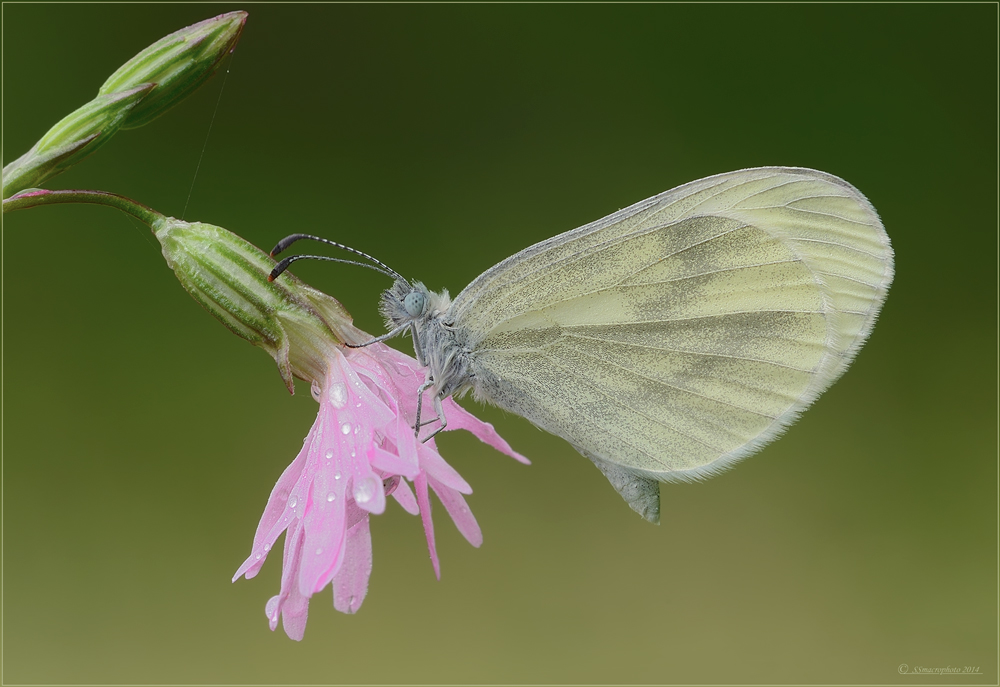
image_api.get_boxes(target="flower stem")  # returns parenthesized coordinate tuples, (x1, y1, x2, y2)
(2, 188, 165, 228)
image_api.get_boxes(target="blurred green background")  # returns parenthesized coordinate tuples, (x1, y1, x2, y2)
(3, 3, 996, 684)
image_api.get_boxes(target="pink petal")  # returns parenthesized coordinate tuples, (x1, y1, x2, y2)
(368, 444, 419, 478)
(332, 518, 373, 614)
(344, 500, 368, 530)
(272, 520, 311, 641)
(338, 350, 395, 428)
(418, 441, 472, 494)
(265, 595, 281, 630)
(414, 472, 440, 579)
(393, 417, 420, 473)
(428, 475, 482, 548)
(232, 432, 314, 581)
(442, 398, 530, 464)
(281, 587, 310, 642)
(298, 472, 348, 596)
(391, 478, 419, 515)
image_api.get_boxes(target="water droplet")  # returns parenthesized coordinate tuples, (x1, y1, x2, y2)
(255, 552, 262, 560)
(341, 423, 351, 435)
(354, 425, 360, 434)
(325, 449, 334, 460)
(310, 381, 322, 402)
(353, 476, 378, 504)
(288, 495, 299, 509)
(328, 382, 348, 409)
(356, 402, 362, 408)
(334, 471, 342, 480)
(351, 449, 356, 457)
(263, 544, 271, 552)
(326, 492, 337, 502)
(315, 548, 323, 555)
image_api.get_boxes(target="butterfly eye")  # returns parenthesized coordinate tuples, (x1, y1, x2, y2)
(403, 291, 426, 317)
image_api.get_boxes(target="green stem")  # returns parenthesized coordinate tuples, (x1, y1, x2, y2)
(2, 188, 165, 228)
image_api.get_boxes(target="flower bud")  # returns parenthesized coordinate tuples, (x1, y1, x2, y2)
(2, 12, 248, 198)
(153, 216, 359, 392)
(2, 84, 153, 198)
(100, 11, 248, 130)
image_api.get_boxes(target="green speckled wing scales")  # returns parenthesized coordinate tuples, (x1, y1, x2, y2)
(451, 168, 893, 522)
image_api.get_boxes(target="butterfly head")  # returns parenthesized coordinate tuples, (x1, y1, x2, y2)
(380, 278, 453, 329)
(381, 278, 429, 328)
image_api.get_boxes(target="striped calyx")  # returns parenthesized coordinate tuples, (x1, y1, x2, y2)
(153, 217, 358, 392)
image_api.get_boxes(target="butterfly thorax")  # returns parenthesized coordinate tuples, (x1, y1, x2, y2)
(380, 279, 474, 400)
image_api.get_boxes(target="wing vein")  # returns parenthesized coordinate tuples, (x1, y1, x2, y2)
(726, 177, 830, 206)
(562, 332, 817, 373)
(621, 259, 801, 287)
(660, 171, 788, 217)
(815, 270, 881, 287)
(792, 237, 887, 259)
(475, 221, 742, 326)
(780, 205, 876, 226)
(564, 342, 780, 420)
(556, 309, 825, 327)
(540, 355, 731, 457)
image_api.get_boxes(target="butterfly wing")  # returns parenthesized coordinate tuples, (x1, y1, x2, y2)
(450, 167, 893, 521)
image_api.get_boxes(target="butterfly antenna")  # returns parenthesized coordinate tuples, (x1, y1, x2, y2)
(270, 233, 404, 281)
(268, 254, 397, 282)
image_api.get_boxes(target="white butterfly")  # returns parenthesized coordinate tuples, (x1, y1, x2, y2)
(271, 167, 894, 522)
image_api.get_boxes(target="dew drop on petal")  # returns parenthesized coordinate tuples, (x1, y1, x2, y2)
(328, 382, 348, 409)
(353, 476, 378, 504)
(255, 552, 262, 560)
(315, 548, 323, 555)
(326, 492, 337, 502)
(263, 544, 271, 552)
(288, 495, 299, 509)
(341, 423, 351, 435)
(325, 449, 334, 460)
(354, 425, 360, 435)
(334, 471, 342, 480)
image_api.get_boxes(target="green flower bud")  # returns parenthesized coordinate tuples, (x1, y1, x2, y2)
(153, 216, 359, 393)
(2, 11, 248, 198)
(100, 11, 248, 130)
(2, 84, 153, 198)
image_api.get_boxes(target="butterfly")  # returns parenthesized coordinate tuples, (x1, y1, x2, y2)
(270, 167, 894, 523)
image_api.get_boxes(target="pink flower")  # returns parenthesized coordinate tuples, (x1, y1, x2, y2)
(232, 341, 528, 640)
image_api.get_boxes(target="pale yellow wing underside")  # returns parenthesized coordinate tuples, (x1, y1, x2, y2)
(451, 167, 893, 519)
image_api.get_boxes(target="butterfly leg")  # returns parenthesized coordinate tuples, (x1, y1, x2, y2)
(343, 322, 409, 349)
(414, 379, 434, 437)
(419, 395, 448, 444)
